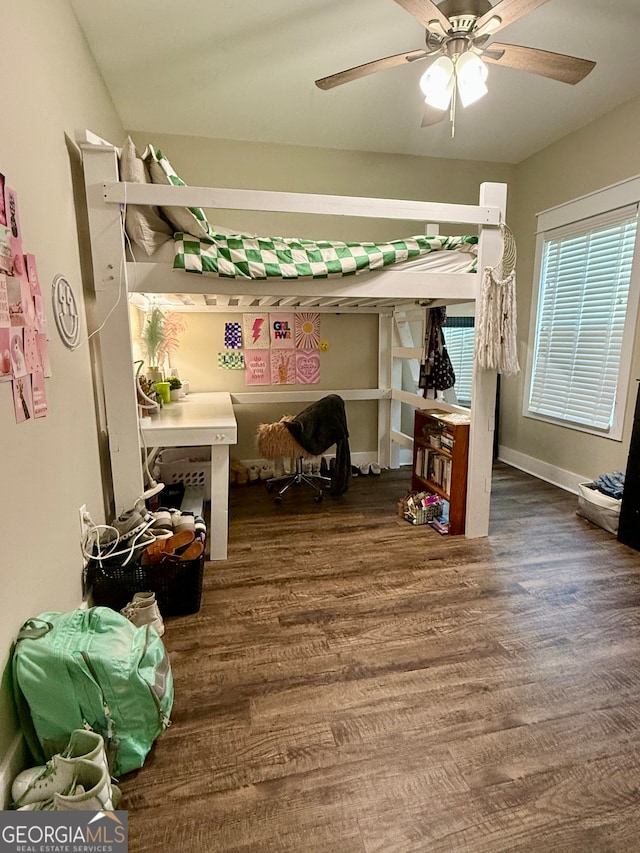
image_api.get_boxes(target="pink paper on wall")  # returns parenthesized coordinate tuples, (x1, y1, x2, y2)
(270, 349, 296, 385)
(31, 371, 48, 418)
(0, 174, 6, 228)
(295, 313, 320, 350)
(245, 349, 271, 385)
(13, 375, 33, 423)
(25, 254, 46, 333)
(5, 186, 21, 240)
(270, 312, 295, 348)
(0, 327, 10, 381)
(36, 332, 52, 378)
(10, 328, 27, 377)
(23, 325, 41, 373)
(296, 350, 321, 384)
(6, 275, 24, 326)
(0, 274, 9, 326)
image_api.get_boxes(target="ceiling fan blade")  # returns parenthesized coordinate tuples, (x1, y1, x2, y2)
(475, 0, 552, 35)
(392, 0, 451, 33)
(421, 104, 448, 127)
(483, 43, 596, 84)
(315, 49, 428, 90)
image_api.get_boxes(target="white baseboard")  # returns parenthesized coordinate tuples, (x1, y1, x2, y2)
(0, 732, 27, 809)
(497, 445, 588, 495)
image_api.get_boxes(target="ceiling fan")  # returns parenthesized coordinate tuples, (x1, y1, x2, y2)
(315, 0, 596, 133)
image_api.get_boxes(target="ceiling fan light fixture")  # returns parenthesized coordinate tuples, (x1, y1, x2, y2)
(419, 55, 455, 110)
(455, 51, 488, 107)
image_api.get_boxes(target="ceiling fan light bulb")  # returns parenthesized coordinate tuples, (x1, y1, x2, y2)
(456, 52, 489, 107)
(419, 56, 455, 110)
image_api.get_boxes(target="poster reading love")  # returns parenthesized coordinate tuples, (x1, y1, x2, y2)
(296, 350, 320, 384)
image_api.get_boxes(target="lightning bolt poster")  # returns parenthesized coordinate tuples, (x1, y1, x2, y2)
(243, 313, 270, 349)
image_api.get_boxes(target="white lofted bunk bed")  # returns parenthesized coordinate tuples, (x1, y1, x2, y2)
(77, 131, 508, 555)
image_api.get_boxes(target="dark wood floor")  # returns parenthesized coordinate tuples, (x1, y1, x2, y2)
(120, 463, 640, 852)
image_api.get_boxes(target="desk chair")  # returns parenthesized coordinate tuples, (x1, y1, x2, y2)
(256, 417, 330, 503)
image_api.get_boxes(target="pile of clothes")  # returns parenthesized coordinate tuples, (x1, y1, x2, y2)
(584, 471, 625, 499)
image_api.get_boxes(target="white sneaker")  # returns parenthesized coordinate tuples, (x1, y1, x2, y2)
(120, 591, 165, 636)
(18, 759, 120, 811)
(12, 730, 110, 808)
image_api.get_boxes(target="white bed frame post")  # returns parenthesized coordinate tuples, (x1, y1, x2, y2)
(466, 181, 507, 538)
(378, 311, 393, 468)
(80, 142, 145, 512)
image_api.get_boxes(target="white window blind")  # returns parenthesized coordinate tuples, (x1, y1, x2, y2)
(528, 204, 638, 432)
(443, 325, 474, 405)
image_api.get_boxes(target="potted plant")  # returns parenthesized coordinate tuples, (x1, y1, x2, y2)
(139, 307, 188, 383)
(140, 305, 166, 384)
(168, 376, 183, 401)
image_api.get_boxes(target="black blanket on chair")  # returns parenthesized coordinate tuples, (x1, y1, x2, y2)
(284, 395, 351, 495)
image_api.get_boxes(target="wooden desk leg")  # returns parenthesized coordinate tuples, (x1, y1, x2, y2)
(209, 445, 230, 560)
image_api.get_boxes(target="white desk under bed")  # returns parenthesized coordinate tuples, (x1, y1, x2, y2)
(139, 392, 237, 560)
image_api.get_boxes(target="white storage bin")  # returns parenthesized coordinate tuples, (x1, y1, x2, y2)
(576, 482, 621, 535)
(157, 446, 211, 500)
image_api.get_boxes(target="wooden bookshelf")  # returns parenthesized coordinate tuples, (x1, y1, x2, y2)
(411, 409, 470, 535)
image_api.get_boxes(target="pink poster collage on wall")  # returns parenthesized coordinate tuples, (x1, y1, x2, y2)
(0, 172, 51, 423)
(220, 312, 322, 386)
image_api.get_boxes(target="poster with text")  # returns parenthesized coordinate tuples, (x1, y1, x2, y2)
(218, 351, 245, 370)
(296, 350, 321, 384)
(270, 349, 296, 385)
(0, 274, 9, 325)
(5, 185, 21, 239)
(242, 313, 270, 349)
(245, 349, 271, 385)
(31, 371, 48, 418)
(270, 312, 295, 348)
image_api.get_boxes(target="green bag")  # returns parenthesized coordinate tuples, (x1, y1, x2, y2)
(11, 607, 173, 776)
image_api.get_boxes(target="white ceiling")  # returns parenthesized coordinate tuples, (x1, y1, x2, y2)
(70, 0, 640, 164)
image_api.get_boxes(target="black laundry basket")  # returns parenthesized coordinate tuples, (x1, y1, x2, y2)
(85, 552, 205, 616)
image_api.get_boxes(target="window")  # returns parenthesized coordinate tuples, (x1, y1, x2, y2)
(525, 179, 640, 440)
(443, 317, 474, 406)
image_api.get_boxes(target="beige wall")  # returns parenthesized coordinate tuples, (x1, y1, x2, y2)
(505, 95, 640, 481)
(0, 0, 124, 769)
(128, 130, 514, 242)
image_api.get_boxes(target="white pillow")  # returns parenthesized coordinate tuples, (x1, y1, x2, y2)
(143, 145, 214, 241)
(118, 137, 173, 256)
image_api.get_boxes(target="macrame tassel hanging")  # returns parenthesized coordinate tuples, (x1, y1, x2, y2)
(475, 223, 520, 376)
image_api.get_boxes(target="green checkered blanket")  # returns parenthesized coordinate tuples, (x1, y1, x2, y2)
(173, 232, 478, 280)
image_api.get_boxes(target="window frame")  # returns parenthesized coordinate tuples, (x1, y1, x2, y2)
(443, 318, 475, 407)
(523, 175, 640, 441)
